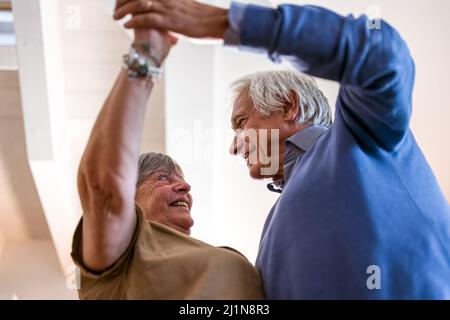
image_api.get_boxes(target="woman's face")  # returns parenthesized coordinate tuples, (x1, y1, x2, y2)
(136, 169, 194, 235)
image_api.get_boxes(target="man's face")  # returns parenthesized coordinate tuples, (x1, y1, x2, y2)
(136, 170, 194, 235)
(229, 91, 294, 181)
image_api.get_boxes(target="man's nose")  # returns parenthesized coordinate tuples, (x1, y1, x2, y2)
(229, 136, 237, 155)
(229, 135, 244, 156)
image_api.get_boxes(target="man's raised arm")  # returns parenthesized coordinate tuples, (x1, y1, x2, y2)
(116, 1, 415, 151)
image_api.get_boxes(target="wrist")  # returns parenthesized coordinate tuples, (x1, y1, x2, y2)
(123, 46, 163, 80)
(132, 42, 164, 67)
(200, 7, 229, 39)
(211, 8, 229, 39)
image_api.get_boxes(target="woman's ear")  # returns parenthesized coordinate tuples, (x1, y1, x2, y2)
(284, 90, 299, 123)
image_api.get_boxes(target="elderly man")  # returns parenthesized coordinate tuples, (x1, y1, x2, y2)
(114, 0, 450, 299)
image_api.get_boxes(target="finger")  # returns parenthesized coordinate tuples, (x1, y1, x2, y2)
(167, 31, 183, 41)
(114, 0, 161, 20)
(124, 13, 166, 30)
(115, 0, 135, 11)
(167, 34, 178, 46)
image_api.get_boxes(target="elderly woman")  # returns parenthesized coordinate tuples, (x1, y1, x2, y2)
(70, 28, 263, 299)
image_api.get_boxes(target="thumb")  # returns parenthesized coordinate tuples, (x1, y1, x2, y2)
(168, 35, 178, 46)
(167, 31, 180, 46)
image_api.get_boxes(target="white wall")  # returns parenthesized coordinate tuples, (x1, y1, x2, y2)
(0, 68, 70, 299)
(0, 240, 77, 299)
(167, 0, 450, 263)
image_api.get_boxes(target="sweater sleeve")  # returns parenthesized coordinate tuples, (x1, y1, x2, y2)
(240, 4, 415, 151)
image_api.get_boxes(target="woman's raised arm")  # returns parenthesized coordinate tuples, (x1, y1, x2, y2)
(77, 30, 175, 272)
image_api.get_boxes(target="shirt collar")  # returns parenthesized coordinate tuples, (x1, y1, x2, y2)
(286, 125, 329, 152)
(267, 125, 328, 193)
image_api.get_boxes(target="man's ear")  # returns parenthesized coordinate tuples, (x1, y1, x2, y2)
(284, 90, 299, 123)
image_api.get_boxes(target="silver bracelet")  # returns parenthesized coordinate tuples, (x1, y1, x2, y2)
(122, 45, 163, 80)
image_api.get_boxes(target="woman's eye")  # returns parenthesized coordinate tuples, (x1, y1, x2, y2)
(158, 174, 169, 181)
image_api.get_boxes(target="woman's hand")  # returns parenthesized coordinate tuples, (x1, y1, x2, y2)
(133, 28, 178, 67)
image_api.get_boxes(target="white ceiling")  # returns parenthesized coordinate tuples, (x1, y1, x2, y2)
(0, 70, 50, 241)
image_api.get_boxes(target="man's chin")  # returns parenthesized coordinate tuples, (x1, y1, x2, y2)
(248, 164, 260, 179)
(248, 163, 278, 181)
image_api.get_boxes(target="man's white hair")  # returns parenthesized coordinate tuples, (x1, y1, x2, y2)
(229, 70, 332, 127)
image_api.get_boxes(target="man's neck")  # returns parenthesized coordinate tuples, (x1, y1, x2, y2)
(275, 123, 309, 180)
(284, 122, 309, 140)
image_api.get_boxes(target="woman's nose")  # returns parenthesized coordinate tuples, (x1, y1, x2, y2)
(174, 180, 191, 193)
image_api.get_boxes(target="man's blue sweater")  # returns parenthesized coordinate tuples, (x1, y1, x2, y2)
(238, 4, 450, 299)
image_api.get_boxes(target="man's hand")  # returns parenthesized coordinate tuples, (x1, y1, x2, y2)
(134, 29, 178, 67)
(115, 0, 229, 39)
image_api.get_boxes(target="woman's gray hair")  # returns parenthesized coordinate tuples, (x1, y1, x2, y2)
(137, 152, 184, 188)
(229, 70, 332, 127)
